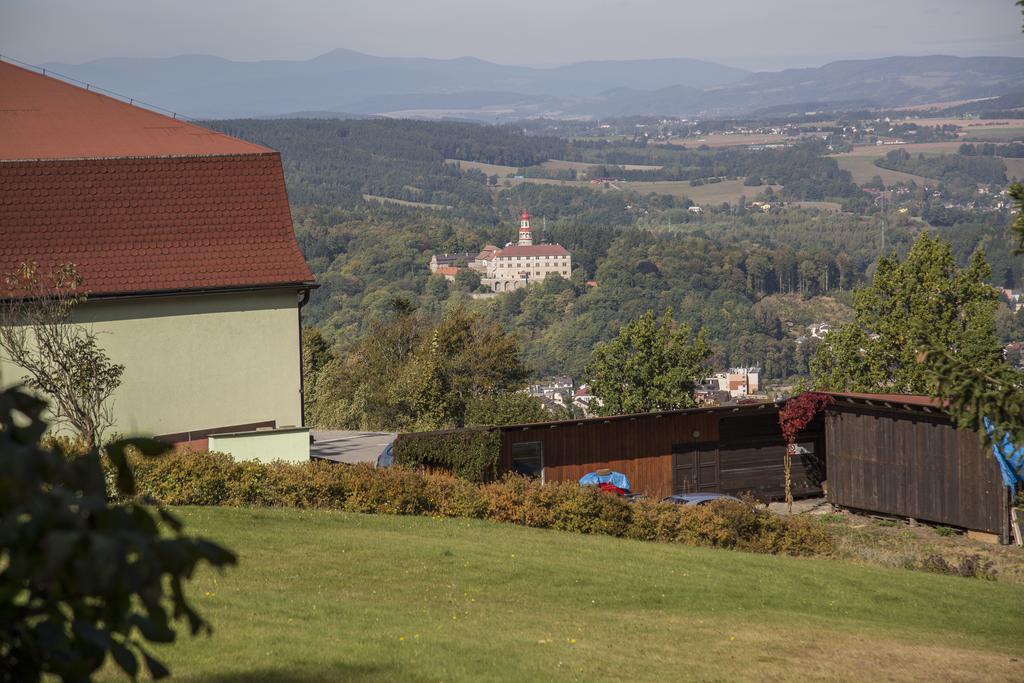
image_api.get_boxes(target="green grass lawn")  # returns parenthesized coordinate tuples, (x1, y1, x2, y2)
(121, 507, 1024, 682)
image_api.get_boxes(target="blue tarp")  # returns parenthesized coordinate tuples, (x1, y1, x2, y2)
(579, 470, 631, 491)
(983, 418, 1024, 487)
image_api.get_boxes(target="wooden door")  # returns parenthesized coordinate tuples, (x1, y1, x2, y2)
(672, 443, 719, 494)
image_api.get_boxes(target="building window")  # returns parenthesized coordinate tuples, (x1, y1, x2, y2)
(511, 442, 543, 479)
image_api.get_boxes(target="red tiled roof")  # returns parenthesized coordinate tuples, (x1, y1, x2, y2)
(435, 266, 460, 276)
(0, 61, 270, 160)
(493, 244, 571, 258)
(0, 62, 313, 297)
(0, 155, 314, 297)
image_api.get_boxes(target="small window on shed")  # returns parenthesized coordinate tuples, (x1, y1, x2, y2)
(511, 441, 543, 479)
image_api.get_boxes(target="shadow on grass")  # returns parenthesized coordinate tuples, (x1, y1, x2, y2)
(180, 664, 430, 683)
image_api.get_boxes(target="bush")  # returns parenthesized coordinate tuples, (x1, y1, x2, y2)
(124, 453, 832, 558)
(393, 428, 501, 481)
(544, 483, 632, 536)
(625, 499, 686, 542)
(423, 472, 489, 518)
(482, 474, 543, 525)
(125, 449, 234, 506)
(918, 554, 997, 580)
(343, 463, 426, 515)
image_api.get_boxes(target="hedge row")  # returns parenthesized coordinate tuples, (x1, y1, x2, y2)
(120, 450, 832, 557)
(392, 428, 501, 482)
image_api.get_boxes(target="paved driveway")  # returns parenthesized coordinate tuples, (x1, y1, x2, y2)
(310, 430, 396, 465)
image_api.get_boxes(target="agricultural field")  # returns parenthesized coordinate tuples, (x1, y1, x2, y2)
(663, 132, 797, 148)
(541, 159, 664, 173)
(446, 158, 519, 177)
(618, 179, 781, 205)
(896, 117, 1023, 130)
(831, 154, 934, 186)
(1005, 158, 1024, 181)
(962, 127, 1024, 142)
(363, 194, 451, 210)
(122, 507, 1024, 682)
(791, 200, 842, 212)
(838, 142, 964, 158)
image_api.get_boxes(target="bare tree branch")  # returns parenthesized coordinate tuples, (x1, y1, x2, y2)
(0, 263, 124, 446)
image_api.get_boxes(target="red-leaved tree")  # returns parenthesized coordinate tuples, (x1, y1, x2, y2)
(778, 392, 834, 512)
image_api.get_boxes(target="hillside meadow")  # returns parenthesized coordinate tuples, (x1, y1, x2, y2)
(107, 507, 1024, 683)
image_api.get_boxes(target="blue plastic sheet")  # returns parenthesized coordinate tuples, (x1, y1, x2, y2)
(983, 418, 1024, 487)
(579, 470, 631, 491)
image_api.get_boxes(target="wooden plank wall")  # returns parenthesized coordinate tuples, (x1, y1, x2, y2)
(718, 412, 826, 500)
(501, 411, 719, 500)
(825, 409, 1008, 537)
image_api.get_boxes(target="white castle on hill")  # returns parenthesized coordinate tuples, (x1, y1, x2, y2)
(429, 211, 572, 292)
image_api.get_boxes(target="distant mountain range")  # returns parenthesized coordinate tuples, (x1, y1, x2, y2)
(40, 50, 1024, 121)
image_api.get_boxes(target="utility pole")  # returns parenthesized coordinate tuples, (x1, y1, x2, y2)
(880, 191, 886, 257)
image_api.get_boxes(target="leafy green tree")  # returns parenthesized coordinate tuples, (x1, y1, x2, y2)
(585, 308, 711, 416)
(1011, 182, 1024, 254)
(301, 326, 336, 421)
(465, 392, 550, 427)
(811, 233, 1002, 394)
(453, 268, 482, 292)
(924, 347, 1024, 447)
(311, 306, 529, 431)
(0, 386, 236, 681)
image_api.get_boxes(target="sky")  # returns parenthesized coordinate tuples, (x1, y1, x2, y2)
(1, 0, 1022, 71)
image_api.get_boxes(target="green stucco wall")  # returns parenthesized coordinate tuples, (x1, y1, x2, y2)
(208, 428, 311, 463)
(0, 289, 303, 438)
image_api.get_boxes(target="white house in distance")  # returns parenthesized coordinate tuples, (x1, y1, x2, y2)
(0, 61, 316, 461)
(706, 368, 762, 399)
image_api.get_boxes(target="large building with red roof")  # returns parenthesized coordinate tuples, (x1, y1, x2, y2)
(0, 61, 316, 452)
(477, 212, 572, 291)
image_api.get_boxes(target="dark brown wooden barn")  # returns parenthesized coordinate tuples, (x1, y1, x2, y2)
(498, 402, 824, 502)
(823, 393, 1012, 542)
(490, 392, 1014, 542)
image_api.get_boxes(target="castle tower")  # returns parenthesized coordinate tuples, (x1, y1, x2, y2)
(518, 210, 533, 246)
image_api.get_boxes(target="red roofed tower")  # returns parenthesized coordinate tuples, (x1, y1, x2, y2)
(518, 211, 534, 246)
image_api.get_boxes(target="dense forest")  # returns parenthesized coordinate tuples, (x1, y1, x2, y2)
(205, 118, 1023, 383)
(875, 148, 1008, 186)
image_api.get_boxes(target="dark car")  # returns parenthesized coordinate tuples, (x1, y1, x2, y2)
(662, 493, 746, 506)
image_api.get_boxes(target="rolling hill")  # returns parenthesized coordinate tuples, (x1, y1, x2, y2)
(38, 51, 1024, 120)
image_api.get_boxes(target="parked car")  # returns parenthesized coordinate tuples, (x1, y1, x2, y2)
(376, 442, 394, 468)
(661, 493, 746, 506)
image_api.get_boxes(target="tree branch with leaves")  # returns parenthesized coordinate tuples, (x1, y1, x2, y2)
(0, 263, 124, 447)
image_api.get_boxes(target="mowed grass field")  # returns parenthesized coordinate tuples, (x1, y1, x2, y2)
(116, 507, 1024, 683)
(831, 154, 934, 186)
(1004, 157, 1024, 181)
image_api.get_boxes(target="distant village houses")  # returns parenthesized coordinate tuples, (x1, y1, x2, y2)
(429, 212, 572, 293)
(699, 367, 763, 403)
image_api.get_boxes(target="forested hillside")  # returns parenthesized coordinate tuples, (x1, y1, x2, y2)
(206, 118, 1023, 382)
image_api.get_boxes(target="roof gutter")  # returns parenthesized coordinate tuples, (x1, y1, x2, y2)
(297, 287, 312, 427)
(1, 280, 319, 305)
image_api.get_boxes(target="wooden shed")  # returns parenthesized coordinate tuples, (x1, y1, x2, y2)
(400, 392, 1015, 542)
(498, 403, 824, 501)
(823, 393, 1013, 542)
